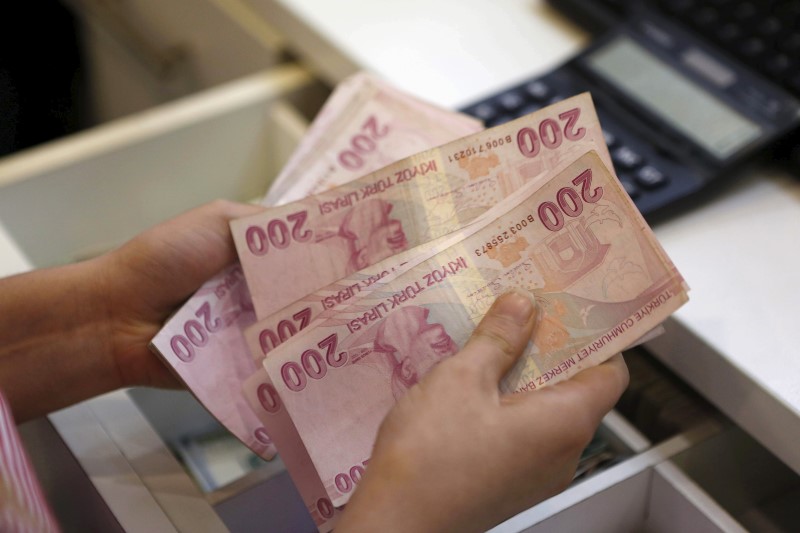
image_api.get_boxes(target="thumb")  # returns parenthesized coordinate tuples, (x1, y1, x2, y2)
(458, 289, 538, 388)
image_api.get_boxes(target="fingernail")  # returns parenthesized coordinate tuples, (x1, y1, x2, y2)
(494, 289, 536, 325)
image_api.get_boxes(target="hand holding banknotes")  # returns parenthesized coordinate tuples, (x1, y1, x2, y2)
(151, 78, 684, 531)
(0, 73, 684, 532)
(0, 200, 627, 529)
(0, 200, 263, 421)
(1, 201, 627, 532)
(337, 291, 629, 533)
(103, 199, 264, 390)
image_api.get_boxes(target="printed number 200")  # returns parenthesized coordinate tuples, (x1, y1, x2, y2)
(245, 211, 312, 256)
(516, 108, 585, 158)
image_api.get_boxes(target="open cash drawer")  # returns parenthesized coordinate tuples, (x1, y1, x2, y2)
(489, 348, 800, 533)
(490, 423, 800, 533)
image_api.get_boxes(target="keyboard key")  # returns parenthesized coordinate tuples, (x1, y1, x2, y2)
(757, 16, 782, 36)
(603, 130, 619, 148)
(469, 103, 497, 123)
(739, 37, 766, 58)
(612, 146, 644, 170)
(524, 81, 551, 101)
(765, 54, 792, 76)
(635, 166, 669, 189)
(716, 23, 742, 42)
(498, 91, 525, 112)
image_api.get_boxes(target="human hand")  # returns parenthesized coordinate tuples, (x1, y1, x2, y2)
(0, 200, 264, 421)
(336, 290, 629, 533)
(98, 200, 264, 389)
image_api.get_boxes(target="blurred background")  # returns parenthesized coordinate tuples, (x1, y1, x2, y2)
(1, 3, 86, 156)
(0, 0, 298, 157)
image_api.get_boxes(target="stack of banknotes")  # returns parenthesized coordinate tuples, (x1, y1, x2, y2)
(150, 72, 689, 531)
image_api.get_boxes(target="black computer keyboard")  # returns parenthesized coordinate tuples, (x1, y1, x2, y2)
(462, 72, 689, 215)
(568, 0, 800, 98)
(460, 0, 800, 219)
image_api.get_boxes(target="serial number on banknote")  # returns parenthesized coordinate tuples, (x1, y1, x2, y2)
(474, 214, 536, 256)
(445, 135, 514, 162)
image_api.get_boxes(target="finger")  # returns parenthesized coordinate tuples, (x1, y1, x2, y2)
(458, 289, 538, 386)
(177, 199, 265, 262)
(112, 200, 265, 312)
(563, 354, 629, 419)
(152, 200, 263, 275)
(517, 354, 629, 429)
(172, 201, 265, 291)
(204, 199, 266, 226)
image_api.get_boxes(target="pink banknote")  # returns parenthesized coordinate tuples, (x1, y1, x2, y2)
(265, 72, 483, 205)
(242, 182, 545, 362)
(231, 93, 612, 321)
(263, 152, 689, 506)
(150, 264, 277, 460)
(242, 369, 341, 532)
(150, 74, 486, 485)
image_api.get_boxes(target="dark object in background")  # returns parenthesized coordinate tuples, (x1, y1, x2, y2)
(0, 2, 88, 156)
(616, 347, 715, 443)
(546, 0, 800, 179)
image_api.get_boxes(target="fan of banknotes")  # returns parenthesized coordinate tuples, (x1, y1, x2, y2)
(150, 72, 689, 532)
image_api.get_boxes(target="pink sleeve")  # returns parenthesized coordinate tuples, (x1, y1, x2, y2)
(0, 392, 60, 532)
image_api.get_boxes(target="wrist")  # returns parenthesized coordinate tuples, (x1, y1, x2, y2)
(88, 252, 128, 391)
(55, 255, 124, 397)
(98, 243, 181, 390)
(0, 256, 121, 421)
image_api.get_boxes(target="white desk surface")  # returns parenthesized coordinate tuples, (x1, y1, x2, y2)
(249, 0, 589, 109)
(251, 0, 800, 473)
